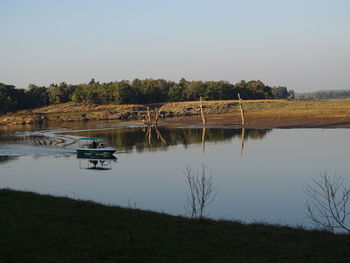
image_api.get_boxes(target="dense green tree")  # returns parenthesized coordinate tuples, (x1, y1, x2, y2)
(168, 84, 185, 102)
(26, 84, 50, 108)
(234, 80, 251, 99)
(271, 86, 290, 99)
(247, 80, 273, 99)
(114, 81, 137, 104)
(179, 78, 188, 88)
(98, 83, 115, 104)
(48, 82, 75, 103)
(138, 79, 163, 103)
(184, 81, 206, 101)
(0, 83, 20, 113)
(155, 79, 172, 102)
(71, 85, 87, 103)
(204, 81, 232, 100)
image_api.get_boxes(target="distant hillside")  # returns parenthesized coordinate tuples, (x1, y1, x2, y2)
(296, 90, 350, 100)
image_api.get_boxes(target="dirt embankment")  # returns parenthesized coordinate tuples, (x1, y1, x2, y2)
(2, 99, 350, 128)
(0, 101, 238, 125)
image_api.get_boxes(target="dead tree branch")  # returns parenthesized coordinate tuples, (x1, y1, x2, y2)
(155, 105, 164, 126)
(305, 171, 350, 233)
(184, 164, 217, 219)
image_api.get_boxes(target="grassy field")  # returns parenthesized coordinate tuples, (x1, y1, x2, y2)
(1, 189, 350, 262)
(5, 99, 350, 116)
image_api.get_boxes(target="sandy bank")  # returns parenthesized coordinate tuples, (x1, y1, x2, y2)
(2, 99, 350, 129)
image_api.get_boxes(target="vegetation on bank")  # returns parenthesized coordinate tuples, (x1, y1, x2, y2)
(3, 98, 350, 128)
(0, 79, 294, 114)
(1, 189, 350, 262)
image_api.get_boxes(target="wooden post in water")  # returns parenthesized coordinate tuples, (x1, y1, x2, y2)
(238, 93, 245, 126)
(146, 106, 152, 125)
(200, 97, 206, 126)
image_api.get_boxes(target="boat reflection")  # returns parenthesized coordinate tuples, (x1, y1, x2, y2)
(77, 155, 118, 170)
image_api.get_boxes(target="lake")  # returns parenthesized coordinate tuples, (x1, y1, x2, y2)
(1, 121, 349, 227)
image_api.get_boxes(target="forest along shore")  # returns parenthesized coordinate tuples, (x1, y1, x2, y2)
(2, 99, 350, 129)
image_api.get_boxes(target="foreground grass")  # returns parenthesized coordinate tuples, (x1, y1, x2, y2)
(1, 189, 350, 262)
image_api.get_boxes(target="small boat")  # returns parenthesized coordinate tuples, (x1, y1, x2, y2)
(76, 137, 117, 157)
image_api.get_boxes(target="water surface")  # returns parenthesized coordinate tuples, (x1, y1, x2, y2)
(1, 122, 349, 227)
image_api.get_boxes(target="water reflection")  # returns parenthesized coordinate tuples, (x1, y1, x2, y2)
(77, 155, 118, 170)
(1, 123, 271, 156)
(144, 126, 167, 146)
(241, 128, 245, 157)
(0, 156, 17, 165)
(202, 128, 206, 153)
(72, 127, 271, 153)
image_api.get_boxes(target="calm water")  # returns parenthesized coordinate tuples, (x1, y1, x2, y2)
(1, 121, 349, 227)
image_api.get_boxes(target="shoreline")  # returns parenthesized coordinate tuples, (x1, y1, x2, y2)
(2, 99, 350, 129)
(154, 113, 350, 129)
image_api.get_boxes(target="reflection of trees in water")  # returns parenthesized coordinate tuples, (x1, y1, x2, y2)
(75, 127, 271, 153)
(0, 132, 15, 143)
(243, 129, 270, 140)
(0, 156, 17, 165)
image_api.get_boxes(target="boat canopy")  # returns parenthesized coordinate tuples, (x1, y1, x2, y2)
(78, 137, 104, 141)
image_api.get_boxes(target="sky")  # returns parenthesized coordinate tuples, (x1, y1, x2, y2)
(0, 0, 349, 92)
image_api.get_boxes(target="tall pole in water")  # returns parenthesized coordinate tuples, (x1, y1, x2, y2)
(238, 93, 245, 126)
(200, 97, 206, 126)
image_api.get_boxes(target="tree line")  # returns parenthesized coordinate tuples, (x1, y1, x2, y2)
(296, 90, 350, 100)
(0, 79, 294, 114)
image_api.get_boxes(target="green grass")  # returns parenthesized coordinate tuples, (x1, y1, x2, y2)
(1, 189, 350, 262)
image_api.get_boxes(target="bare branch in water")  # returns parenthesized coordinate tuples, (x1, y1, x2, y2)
(184, 164, 217, 219)
(305, 171, 350, 233)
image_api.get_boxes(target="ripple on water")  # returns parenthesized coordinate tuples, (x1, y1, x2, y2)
(0, 128, 79, 157)
(0, 144, 75, 157)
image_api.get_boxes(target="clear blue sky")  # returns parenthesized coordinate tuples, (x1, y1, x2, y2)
(1, 0, 349, 92)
